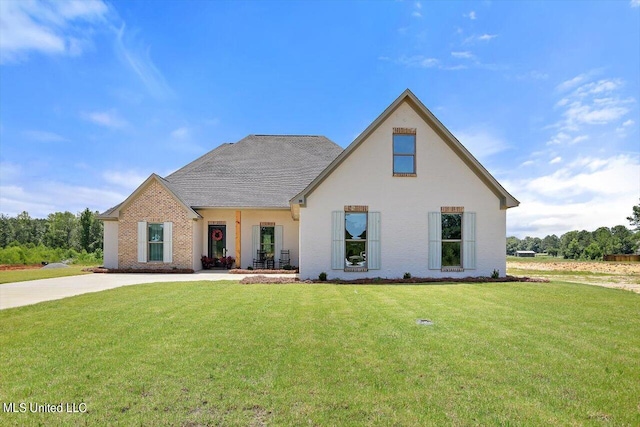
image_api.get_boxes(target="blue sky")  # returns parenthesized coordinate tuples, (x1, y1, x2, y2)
(0, 0, 638, 238)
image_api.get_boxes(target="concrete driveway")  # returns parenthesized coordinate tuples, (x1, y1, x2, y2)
(0, 271, 298, 310)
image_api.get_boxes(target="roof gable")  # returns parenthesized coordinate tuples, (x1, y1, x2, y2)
(292, 89, 519, 209)
(98, 174, 201, 220)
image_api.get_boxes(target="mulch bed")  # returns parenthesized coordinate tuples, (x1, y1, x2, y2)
(229, 269, 299, 274)
(0, 264, 42, 271)
(239, 275, 549, 285)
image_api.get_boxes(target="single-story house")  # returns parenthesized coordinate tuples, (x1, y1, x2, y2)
(99, 89, 519, 278)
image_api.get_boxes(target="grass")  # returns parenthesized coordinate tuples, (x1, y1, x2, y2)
(0, 265, 92, 284)
(1, 281, 639, 426)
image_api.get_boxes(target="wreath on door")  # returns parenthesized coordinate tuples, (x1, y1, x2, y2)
(212, 229, 223, 241)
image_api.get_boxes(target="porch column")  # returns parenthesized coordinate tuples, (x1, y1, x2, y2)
(235, 211, 241, 268)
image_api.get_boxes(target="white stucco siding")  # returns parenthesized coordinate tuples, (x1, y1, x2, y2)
(103, 221, 119, 269)
(299, 101, 507, 279)
(197, 209, 299, 270)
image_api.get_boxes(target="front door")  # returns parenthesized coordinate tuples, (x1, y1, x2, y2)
(208, 225, 226, 258)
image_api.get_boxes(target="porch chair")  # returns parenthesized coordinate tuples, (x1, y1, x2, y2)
(253, 250, 266, 269)
(278, 249, 290, 269)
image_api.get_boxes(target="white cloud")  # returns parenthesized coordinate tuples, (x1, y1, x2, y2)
(0, 162, 21, 182)
(81, 110, 128, 129)
(631, 0, 640, 8)
(548, 74, 634, 145)
(478, 34, 497, 41)
(506, 154, 640, 237)
(622, 119, 634, 127)
(451, 51, 475, 59)
(102, 170, 148, 191)
(397, 55, 439, 68)
(0, 0, 109, 63)
(454, 129, 510, 161)
(0, 182, 125, 217)
(549, 156, 562, 164)
(412, 11, 422, 18)
(22, 130, 68, 142)
(546, 132, 589, 146)
(465, 11, 477, 20)
(171, 127, 190, 139)
(516, 70, 549, 80)
(114, 24, 173, 99)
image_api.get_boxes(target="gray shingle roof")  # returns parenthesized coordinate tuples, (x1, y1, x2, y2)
(165, 135, 343, 208)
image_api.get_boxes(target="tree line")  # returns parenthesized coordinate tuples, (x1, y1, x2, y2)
(507, 203, 640, 259)
(0, 209, 103, 264)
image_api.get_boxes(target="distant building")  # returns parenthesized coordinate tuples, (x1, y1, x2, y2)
(516, 250, 536, 257)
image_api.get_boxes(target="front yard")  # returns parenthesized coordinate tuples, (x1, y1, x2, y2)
(1, 280, 638, 425)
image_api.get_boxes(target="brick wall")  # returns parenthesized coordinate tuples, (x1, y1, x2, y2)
(118, 179, 194, 270)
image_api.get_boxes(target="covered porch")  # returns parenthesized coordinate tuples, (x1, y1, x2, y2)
(192, 208, 299, 271)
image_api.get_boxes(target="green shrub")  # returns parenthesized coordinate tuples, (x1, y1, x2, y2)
(403, 272, 412, 279)
(491, 269, 500, 279)
(318, 272, 327, 281)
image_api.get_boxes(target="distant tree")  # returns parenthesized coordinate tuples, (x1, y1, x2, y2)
(78, 209, 103, 252)
(541, 234, 560, 257)
(583, 242, 603, 260)
(14, 211, 34, 245)
(44, 212, 77, 249)
(79, 208, 93, 252)
(610, 225, 635, 254)
(506, 236, 520, 255)
(628, 202, 640, 231)
(0, 214, 15, 248)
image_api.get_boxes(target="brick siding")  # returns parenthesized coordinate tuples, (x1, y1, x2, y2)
(118, 179, 194, 269)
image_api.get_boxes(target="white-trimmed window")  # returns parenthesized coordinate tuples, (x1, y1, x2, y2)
(148, 223, 164, 261)
(345, 211, 367, 269)
(332, 206, 381, 272)
(137, 221, 173, 263)
(429, 208, 475, 271)
(393, 127, 416, 176)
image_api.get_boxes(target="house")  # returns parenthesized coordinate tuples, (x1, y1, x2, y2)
(100, 89, 519, 278)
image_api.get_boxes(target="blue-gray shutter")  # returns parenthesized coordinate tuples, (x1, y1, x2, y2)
(463, 212, 476, 269)
(252, 225, 260, 260)
(367, 212, 381, 270)
(331, 211, 345, 269)
(137, 221, 147, 263)
(428, 212, 441, 269)
(274, 225, 283, 260)
(163, 222, 173, 263)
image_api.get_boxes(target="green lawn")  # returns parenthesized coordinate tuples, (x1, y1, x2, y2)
(1, 281, 638, 426)
(0, 265, 92, 284)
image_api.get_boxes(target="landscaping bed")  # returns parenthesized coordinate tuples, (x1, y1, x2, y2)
(230, 268, 299, 274)
(240, 275, 548, 285)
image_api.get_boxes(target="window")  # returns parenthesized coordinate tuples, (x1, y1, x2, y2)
(345, 212, 367, 268)
(260, 226, 275, 258)
(393, 129, 416, 175)
(148, 223, 164, 262)
(441, 213, 462, 267)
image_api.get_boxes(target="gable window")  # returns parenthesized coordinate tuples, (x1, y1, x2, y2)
(441, 213, 462, 267)
(345, 211, 367, 269)
(393, 127, 416, 176)
(148, 223, 164, 261)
